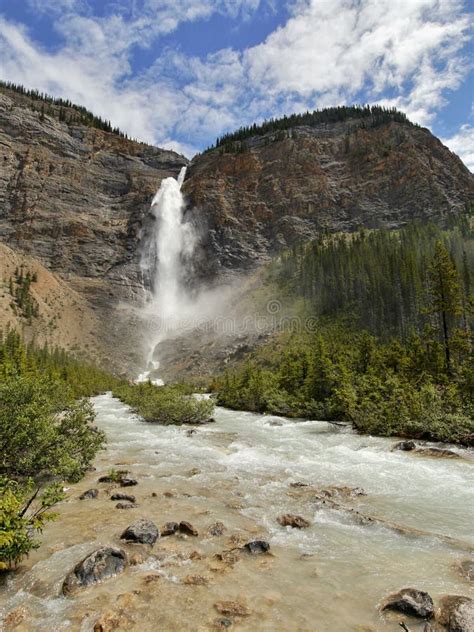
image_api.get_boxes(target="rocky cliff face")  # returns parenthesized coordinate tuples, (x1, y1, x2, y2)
(184, 119, 473, 275)
(0, 87, 187, 370)
(1, 86, 473, 374)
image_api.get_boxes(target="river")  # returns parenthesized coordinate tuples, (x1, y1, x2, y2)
(1, 393, 473, 631)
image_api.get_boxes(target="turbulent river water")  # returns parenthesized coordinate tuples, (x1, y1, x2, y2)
(1, 394, 473, 631)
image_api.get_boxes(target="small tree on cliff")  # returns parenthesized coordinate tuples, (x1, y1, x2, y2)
(425, 241, 463, 373)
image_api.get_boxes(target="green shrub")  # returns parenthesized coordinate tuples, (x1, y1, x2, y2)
(0, 375, 105, 482)
(113, 382, 214, 425)
(0, 477, 65, 569)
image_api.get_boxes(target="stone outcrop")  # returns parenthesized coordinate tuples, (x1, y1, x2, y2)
(184, 120, 474, 276)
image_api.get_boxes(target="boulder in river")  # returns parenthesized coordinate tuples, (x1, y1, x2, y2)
(115, 502, 138, 509)
(120, 477, 138, 487)
(179, 521, 199, 536)
(392, 440, 417, 451)
(161, 521, 180, 536)
(415, 447, 460, 458)
(277, 514, 311, 529)
(214, 600, 251, 617)
(111, 493, 136, 502)
(79, 489, 99, 500)
(437, 595, 474, 632)
(208, 521, 226, 536)
(381, 588, 434, 618)
(62, 547, 127, 594)
(120, 519, 159, 545)
(243, 540, 270, 555)
(457, 559, 474, 583)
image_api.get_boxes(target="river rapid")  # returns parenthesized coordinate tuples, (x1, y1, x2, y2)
(1, 393, 473, 631)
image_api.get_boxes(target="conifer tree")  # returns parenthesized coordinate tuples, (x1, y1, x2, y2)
(425, 241, 463, 373)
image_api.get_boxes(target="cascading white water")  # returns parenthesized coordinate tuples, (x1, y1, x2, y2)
(138, 166, 194, 382)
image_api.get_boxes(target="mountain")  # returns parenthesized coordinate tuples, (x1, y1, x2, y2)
(0, 85, 472, 373)
(184, 111, 473, 275)
(0, 84, 187, 370)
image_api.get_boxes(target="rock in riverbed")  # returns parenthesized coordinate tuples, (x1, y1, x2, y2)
(437, 595, 474, 632)
(277, 514, 311, 529)
(79, 489, 99, 500)
(120, 519, 159, 545)
(179, 521, 199, 536)
(120, 477, 138, 487)
(244, 540, 270, 555)
(208, 521, 226, 536)
(161, 521, 180, 536)
(381, 588, 434, 618)
(415, 447, 459, 458)
(214, 601, 251, 617)
(62, 547, 127, 594)
(392, 441, 417, 451)
(111, 493, 136, 502)
(457, 559, 474, 582)
(116, 502, 138, 509)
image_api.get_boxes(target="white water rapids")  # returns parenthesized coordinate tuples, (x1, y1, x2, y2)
(1, 394, 472, 631)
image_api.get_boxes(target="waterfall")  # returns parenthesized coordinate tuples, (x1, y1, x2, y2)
(138, 166, 194, 383)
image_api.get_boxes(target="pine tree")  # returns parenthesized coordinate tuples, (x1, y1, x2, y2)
(425, 241, 463, 373)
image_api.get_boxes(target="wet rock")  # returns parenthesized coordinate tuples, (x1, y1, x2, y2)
(187, 467, 201, 477)
(143, 573, 161, 584)
(120, 477, 138, 487)
(120, 519, 159, 545)
(244, 540, 270, 555)
(392, 440, 417, 451)
(4, 605, 30, 627)
(437, 595, 474, 632)
(277, 514, 311, 529)
(213, 618, 233, 629)
(62, 547, 127, 594)
(214, 549, 242, 566)
(186, 428, 198, 436)
(208, 521, 226, 536)
(98, 471, 128, 483)
(290, 481, 310, 488)
(215, 601, 250, 617)
(79, 488, 99, 500)
(319, 485, 367, 499)
(415, 447, 460, 458)
(183, 574, 209, 585)
(163, 491, 175, 498)
(457, 559, 474, 582)
(115, 502, 138, 509)
(381, 588, 434, 618)
(151, 492, 158, 497)
(179, 521, 199, 536)
(111, 493, 136, 503)
(161, 522, 180, 536)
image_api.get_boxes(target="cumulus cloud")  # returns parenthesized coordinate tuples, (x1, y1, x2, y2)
(0, 0, 472, 163)
(442, 124, 474, 172)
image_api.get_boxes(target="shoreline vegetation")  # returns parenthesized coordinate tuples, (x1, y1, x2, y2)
(213, 218, 473, 446)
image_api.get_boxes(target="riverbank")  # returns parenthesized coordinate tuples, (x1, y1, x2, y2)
(1, 394, 473, 631)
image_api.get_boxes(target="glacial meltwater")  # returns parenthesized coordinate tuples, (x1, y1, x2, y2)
(1, 394, 473, 631)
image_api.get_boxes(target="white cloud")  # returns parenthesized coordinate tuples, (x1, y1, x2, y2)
(442, 124, 474, 172)
(0, 0, 472, 164)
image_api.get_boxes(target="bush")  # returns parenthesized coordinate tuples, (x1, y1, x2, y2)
(0, 477, 64, 569)
(0, 375, 105, 482)
(113, 382, 215, 425)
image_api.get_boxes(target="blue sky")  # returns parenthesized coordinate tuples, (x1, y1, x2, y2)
(0, 0, 472, 168)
